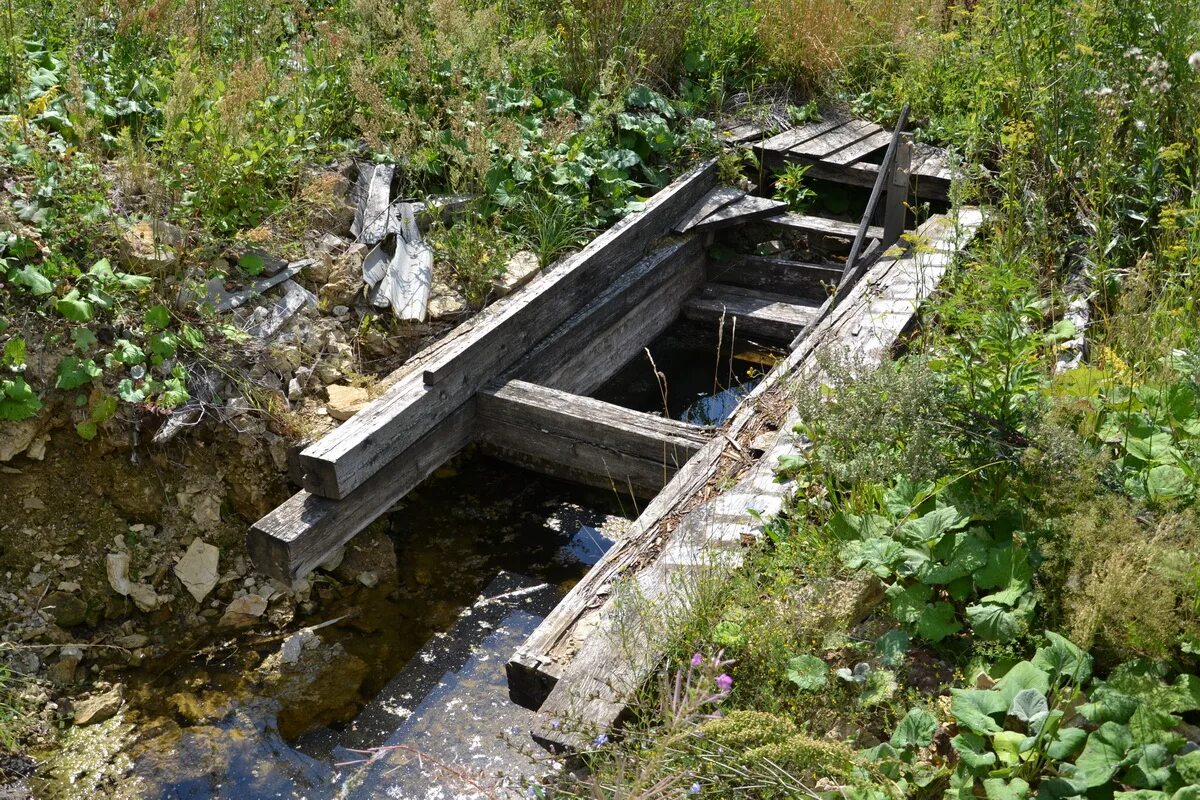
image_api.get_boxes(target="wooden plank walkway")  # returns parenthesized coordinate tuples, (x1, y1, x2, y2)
(750, 113, 952, 201)
(512, 208, 984, 749)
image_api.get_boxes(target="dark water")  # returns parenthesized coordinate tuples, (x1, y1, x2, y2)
(37, 455, 628, 800)
(593, 319, 783, 426)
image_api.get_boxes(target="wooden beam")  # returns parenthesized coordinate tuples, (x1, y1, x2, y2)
(296, 160, 717, 499)
(508, 237, 706, 396)
(789, 119, 881, 159)
(477, 380, 711, 498)
(674, 188, 744, 233)
(755, 116, 846, 154)
(683, 284, 820, 342)
(513, 208, 984, 738)
(706, 255, 842, 300)
(756, 212, 883, 246)
(247, 402, 476, 583)
(687, 195, 789, 233)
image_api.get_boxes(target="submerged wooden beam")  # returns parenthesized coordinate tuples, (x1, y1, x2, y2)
(247, 402, 476, 583)
(296, 160, 717, 500)
(683, 284, 821, 342)
(477, 380, 711, 498)
(514, 208, 984, 743)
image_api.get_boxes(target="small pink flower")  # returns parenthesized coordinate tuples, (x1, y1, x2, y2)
(691, 652, 703, 667)
(716, 673, 733, 693)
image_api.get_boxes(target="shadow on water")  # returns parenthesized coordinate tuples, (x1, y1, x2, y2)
(593, 319, 783, 426)
(37, 455, 629, 800)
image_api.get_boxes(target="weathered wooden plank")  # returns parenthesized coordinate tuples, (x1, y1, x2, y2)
(683, 284, 820, 342)
(823, 128, 892, 166)
(756, 212, 882, 243)
(688, 195, 789, 233)
(477, 380, 711, 498)
(355, 164, 394, 245)
(247, 402, 476, 583)
(297, 160, 717, 499)
(508, 237, 706, 396)
(706, 255, 842, 300)
(759, 147, 951, 202)
(790, 119, 881, 159)
(720, 122, 766, 144)
(755, 116, 845, 153)
(515, 208, 984, 737)
(674, 188, 745, 233)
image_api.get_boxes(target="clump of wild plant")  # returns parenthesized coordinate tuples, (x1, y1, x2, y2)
(794, 351, 957, 490)
(1044, 495, 1200, 669)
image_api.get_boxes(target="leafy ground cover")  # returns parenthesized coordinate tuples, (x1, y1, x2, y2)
(563, 0, 1200, 798)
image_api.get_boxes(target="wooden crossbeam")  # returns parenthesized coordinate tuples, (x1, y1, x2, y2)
(295, 160, 717, 500)
(706, 256, 843, 300)
(683, 284, 821, 342)
(686, 195, 790, 233)
(477, 381, 712, 498)
(755, 212, 883, 246)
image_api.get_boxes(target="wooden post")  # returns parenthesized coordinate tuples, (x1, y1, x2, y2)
(882, 133, 913, 250)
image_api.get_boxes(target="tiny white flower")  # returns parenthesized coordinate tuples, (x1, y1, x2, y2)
(1189, 52, 1200, 70)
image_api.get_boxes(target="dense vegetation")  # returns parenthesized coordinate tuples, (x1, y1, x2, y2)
(2, 0, 1199, 797)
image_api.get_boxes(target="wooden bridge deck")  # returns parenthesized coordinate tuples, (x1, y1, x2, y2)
(743, 112, 954, 202)
(247, 126, 977, 753)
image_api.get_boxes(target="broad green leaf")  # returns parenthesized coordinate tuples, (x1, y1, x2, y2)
(55, 356, 102, 389)
(72, 328, 98, 352)
(785, 654, 828, 692)
(90, 394, 118, 424)
(890, 707, 938, 750)
(916, 601, 961, 642)
(950, 688, 1005, 734)
(2, 336, 25, 366)
(886, 582, 932, 624)
(116, 272, 152, 290)
(967, 602, 1024, 641)
(1008, 688, 1048, 726)
(1032, 631, 1093, 685)
(117, 378, 145, 404)
(829, 511, 891, 541)
(0, 377, 42, 420)
(1113, 792, 1168, 800)
(1174, 750, 1200, 785)
(995, 662, 1050, 707)
(899, 506, 969, 544)
(1124, 743, 1171, 788)
(1076, 721, 1134, 788)
(55, 290, 93, 322)
(1078, 685, 1138, 725)
(1124, 431, 1178, 464)
(112, 339, 146, 366)
(13, 265, 52, 295)
(1046, 726, 1089, 761)
(875, 630, 910, 666)
(983, 777, 1030, 800)
(951, 731, 996, 773)
(975, 541, 1034, 591)
(180, 325, 206, 350)
(144, 304, 170, 330)
(157, 380, 190, 409)
(992, 730, 1026, 766)
(148, 332, 178, 360)
(920, 532, 989, 584)
(1145, 464, 1192, 501)
(884, 476, 934, 517)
